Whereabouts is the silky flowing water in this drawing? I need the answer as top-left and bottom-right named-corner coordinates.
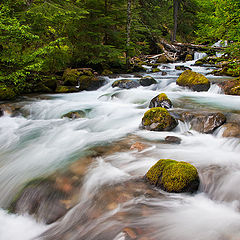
top-left (0, 58), bottom-right (240, 240)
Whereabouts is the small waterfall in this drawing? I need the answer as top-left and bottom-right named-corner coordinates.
top-left (194, 52), bottom-right (207, 60)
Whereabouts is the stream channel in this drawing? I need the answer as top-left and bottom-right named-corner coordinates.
top-left (0, 56), bottom-right (240, 240)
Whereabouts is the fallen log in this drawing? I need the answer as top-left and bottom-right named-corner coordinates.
top-left (172, 42), bottom-right (225, 51)
top-left (157, 43), bottom-right (178, 62)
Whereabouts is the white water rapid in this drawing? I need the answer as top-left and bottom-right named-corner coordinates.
top-left (0, 59), bottom-right (239, 240)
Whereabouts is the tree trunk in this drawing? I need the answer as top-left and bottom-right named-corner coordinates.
top-left (126, 0), bottom-right (132, 68)
top-left (172, 0), bottom-right (179, 42)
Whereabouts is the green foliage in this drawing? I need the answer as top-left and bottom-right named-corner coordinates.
top-left (195, 0), bottom-right (240, 58)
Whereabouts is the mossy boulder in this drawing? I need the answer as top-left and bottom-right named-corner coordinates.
top-left (185, 54), bottom-right (193, 61)
top-left (112, 79), bottom-right (140, 89)
top-left (131, 64), bottom-right (146, 72)
top-left (218, 77), bottom-right (240, 95)
top-left (63, 68), bottom-right (81, 86)
top-left (145, 159), bottom-right (199, 193)
top-left (33, 83), bottom-right (52, 93)
top-left (176, 70), bottom-right (210, 92)
top-left (102, 69), bottom-right (113, 76)
top-left (141, 107), bottom-right (178, 131)
top-left (0, 85), bottom-right (17, 101)
top-left (62, 110), bottom-right (86, 119)
top-left (139, 76), bottom-right (157, 86)
top-left (43, 78), bottom-right (57, 91)
top-left (78, 75), bottom-right (105, 91)
top-left (149, 93), bottom-right (172, 109)
top-left (55, 86), bottom-right (79, 93)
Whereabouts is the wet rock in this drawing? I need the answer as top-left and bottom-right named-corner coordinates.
top-left (194, 56), bottom-right (217, 67)
top-left (101, 69), bottom-right (113, 76)
top-left (149, 93), bottom-right (172, 109)
top-left (145, 159), bottom-right (199, 193)
top-left (176, 70), bottom-right (210, 92)
top-left (0, 85), bottom-right (17, 101)
top-left (112, 79), bottom-right (140, 89)
top-left (152, 68), bottom-right (161, 73)
top-left (185, 54), bottom-right (193, 61)
top-left (78, 75), bottom-right (105, 91)
top-left (221, 123), bottom-right (240, 138)
top-left (63, 68), bottom-right (104, 91)
top-left (123, 227), bottom-right (137, 239)
top-left (55, 86), bottom-right (79, 93)
top-left (181, 112), bottom-right (226, 133)
top-left (162, 71), bottom-right (167, 76)
top-left (218, 77), bottom-right (240, 95)
top-left (162, 65), bottom-right (171, 69)
top-left (63, 68), bottom-right (80, 86)
top-left (139, 76), bottom-right (157, 86)
top-left (33, 83), bottom-right (52, 93)
top-left (165, 136), bottom-right (181, 144)
top-left (9, 178), bottom-right (69, 224)
top-left (130, 142), bottom-right (147, 151)
top-left (62, 110), bottom-right (86, 119)
top-left (175, 65), bottom-right (192, 71)
top-left (141, 107), bottom-right (178, 131)
top-left (43, 78), bottom-right (57, 91)
top-left (0, 108), bottom-right (3, 117)
top-left (157, 54), bottom-right (168, 63)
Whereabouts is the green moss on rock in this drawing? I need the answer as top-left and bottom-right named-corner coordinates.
top-left (176, 70), bottom-right (210, 91)
top-left (145, 159), bottom-right (199, 193)
top-left (0, 85), bottom-right (17, 101)
top-left (102, 69), bottom-right (113, 76)
top-left (185, 54), bottom-right (193, 61)
top-left (149, 93), bottom-right (172, 109)
top-left (218, 77), bottom-right (240, 95)
top-left (62, 110), bottom-right (86, 119)
top-left (152, 68), bottom-right (161, 73)
top-left (141, 107), bottom-right (177, 131)
top-left (158, 93), bottom-right (168, 101)
top-left (63, 68), bottom-right (80, 86)
top-left (55, 86), bottom-right (79, 93)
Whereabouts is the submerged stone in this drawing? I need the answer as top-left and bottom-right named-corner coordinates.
top-left (145, 159), bottom-right (199, 193)
top-left (62, 110), bottom-right (86, 119)
top-left (9, 178), bottom-right (68, 224)
top-left (176, 70), bottom-right (210, 92)
top-left (165, 136), bottom-right (181, 144)
top-left (141, 107), bottom-right (178, 131)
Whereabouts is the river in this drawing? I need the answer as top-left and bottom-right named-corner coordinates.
top-left (0, 56), bottom-right (240, 240)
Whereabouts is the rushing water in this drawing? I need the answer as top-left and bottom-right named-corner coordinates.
top-left (0, 60), bottom-right (240, 240)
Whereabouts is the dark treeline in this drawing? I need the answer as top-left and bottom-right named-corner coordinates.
top-left (0, 0), bottom-right (240, 95)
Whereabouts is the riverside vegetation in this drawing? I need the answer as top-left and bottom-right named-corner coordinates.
top-left (1, 0), bottom-right (240, 239)
top-left (0, 0), bottom-right (240, 100)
